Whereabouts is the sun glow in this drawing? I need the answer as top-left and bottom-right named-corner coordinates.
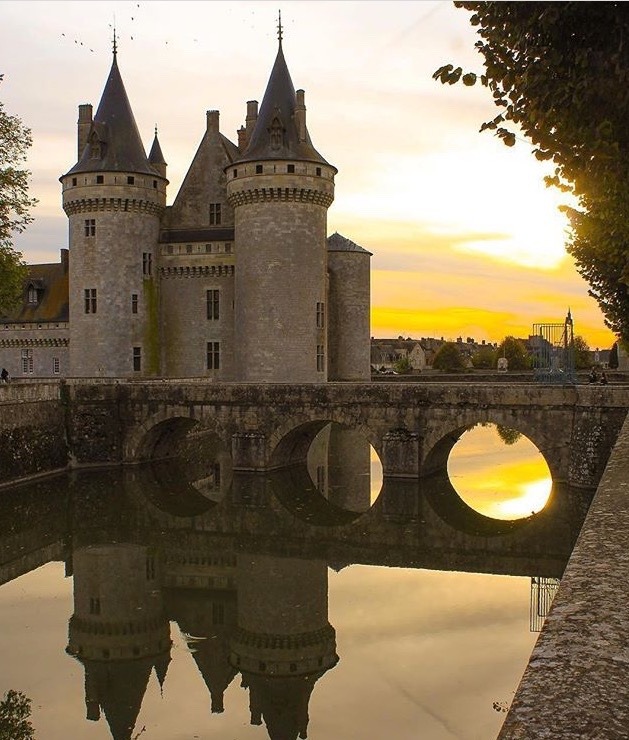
top-left (447, 424), bottom-right (553, 521)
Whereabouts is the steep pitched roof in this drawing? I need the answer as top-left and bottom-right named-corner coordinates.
top-left (66, 53), bottom-right (157, 177)
top-left (327, 232), bottom-right (372, 255)
top-left (148, 131), bottom-right (167, 166)
top-left (1, 253), bottom-right (69, 323)
top-left (238, 42), bottom-right (331, 166)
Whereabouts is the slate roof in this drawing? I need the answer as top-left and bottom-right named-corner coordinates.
top-left (237, 42), bottom-right (332, 167)
top-left (1, 253), bottom-right (69, 324)
top-left (327, 232), bottom-right (372, 255)
top-left (148, 132), bottom-right (167, 166)
top-left (65, 53), bottom-right (158, 177)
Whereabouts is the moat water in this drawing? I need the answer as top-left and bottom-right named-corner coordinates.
top-left (0, 424), bottom-right (594, 739)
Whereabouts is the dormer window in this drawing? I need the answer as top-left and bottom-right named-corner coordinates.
top-left (88, 131), bottom-right (104, 159)
top-left (27, 285), bottom-right (39, 304)
top-left (269, 116), bottom-right (284, 151)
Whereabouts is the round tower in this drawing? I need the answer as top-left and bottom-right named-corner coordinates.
top-left (327, 232), bottom-right (372, 380)
top-left (60, 47), bottom-right (167, 377)
top-left (226, 34), bottom-right (336, 383)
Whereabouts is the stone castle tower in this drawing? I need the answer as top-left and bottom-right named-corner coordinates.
top-left (60, 42), bottom-right (168, 377)
top-left (52, 26), bottom-right (371, 380)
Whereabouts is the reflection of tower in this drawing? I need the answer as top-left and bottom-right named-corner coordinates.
top-left (163, 538), bottom-right (239, 714)
top-left (66, 544), bottom-right (171, 740)
top-left (530, 576), bottom-right (560, 632)
top-left (307, 424), bottom-right (372, 511)
top-left (231, 554), bottom-right (338, 739)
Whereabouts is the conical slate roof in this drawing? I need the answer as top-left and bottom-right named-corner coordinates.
top-left (238, 42), bottom-right (331, 166)
top-left (66, 52), bottom-right (158, 177)
top-left (148, 130), bottom-right (167, 166)
top-left (327, 232), bottom-right (372, 254)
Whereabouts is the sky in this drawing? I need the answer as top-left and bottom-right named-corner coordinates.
top-left (1, 0), bottom-right (617, 349)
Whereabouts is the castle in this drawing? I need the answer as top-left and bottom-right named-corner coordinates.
top-left (1, 30), bottom-right (371, 382)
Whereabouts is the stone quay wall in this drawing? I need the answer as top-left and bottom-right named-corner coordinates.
top-left (0, 382), bottom-right (67, 487)
top-left (499, 412), bottom-right (629, 739)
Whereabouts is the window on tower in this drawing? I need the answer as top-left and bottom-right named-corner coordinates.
top-left (84, 219), bottom-right (96, 237)
top-left (84, 288), bottom-right (97, 314)
top-left (131, 294), bottom-right (138, 314)
top-left (287, 164), bottom-right (295, 173)
top-left (209, 203), bottom-right (222, 225)
top-left (316, 302), bottom-right (325, 329)
top-left (142, 252), bottom-right (152, 276)
top-left (316, 344), bottom-right (325, 372)
top-left (207, 341), bottom-right (220, 370)
top-left (207, 289), bottom-right (220, 320)
top-left (96, 175), bottom-right (104, 184)
top-left (133, 347), bottom-right (142, 372)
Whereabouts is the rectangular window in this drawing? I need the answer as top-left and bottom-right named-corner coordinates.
top-left (21, 349), bottom-right (33, 375)
top-left (186, 244), bottom-right (193, 254)
top-left (131, 294), bottom-right (138, 314)
top-left (206, 289), bottom-right (220, 320)
top-left (287, 164), bottom-right (295, 173)
top-left (256, 164), bottom-right (263, 174)
top-left (127, 175), bottom-right (135, 185)
top-left (146, 556), bottom-right (156, 580)
top-left (316, 302), bottom-right (325, 329)
top-left (84, 219), bottom-right (96, 237)
top-left (205, 243), bottom-right (212, 253)
top-left (212, 602), bottom-right (225, 625)
top-left (209, 202), bottom-right (222, 225)
top-left (316, 166), bottom-right (322, 176)
top-left (96, 175), bottom-right (104, 184)
top-left (84, 288), bottom-right (97, 314)
top-left (133, 346), bottom-right (142, 372)
top-left (142, 252), bottom-right (152, 276)
top-left (224, 243), bottom-right (232, 254)
top-left (52, 357), bottom-right (60, 375)
top-left (207, 341), bottom-right (220, 370)
top-left (316, 344), bottom-right (325, 372)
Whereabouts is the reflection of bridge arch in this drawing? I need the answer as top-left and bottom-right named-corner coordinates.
top-left (268, 413), bottom-right (380, 469)
top-left (124, 407), bottom-right (227, 463)
top-left (422, 413), bottom-right (560, 482)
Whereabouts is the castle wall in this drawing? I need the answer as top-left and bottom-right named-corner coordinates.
top-left (159, 261), bottom-right (235, 378)
top-left (0, 324), bottom-right (69, 379)
top-left (327, 250), bottom-right (371, 380)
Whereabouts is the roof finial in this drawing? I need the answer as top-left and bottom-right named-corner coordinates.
top-left (155, 124), bottom-right (158, 137)
top-left (277, 9), bottom-right (283, 47)
top-left (112, 18), bottom-right (117, 57)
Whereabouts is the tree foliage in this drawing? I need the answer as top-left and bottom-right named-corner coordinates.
top-left (393, 355), bottom-right (413, 374)
top-left (608, 342), bottom-right (619, 369)
top-left (471, 345), bottom-right (497, 369)
top-left (573, 334), bottom-right (591, 370)
top-left (0, 74), bottom-right (34, 316)
top-left (0, 690), bottom-right (35, 740)
top-left (496, 424), bottom-right (522, 446)
top-left (435, 3), bottom-right (629, 341)
top-left (432, 342), bottom-right (466, 371)
top-left (496, 336), bottom-right (531, 370)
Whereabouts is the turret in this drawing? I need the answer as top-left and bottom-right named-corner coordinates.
top-left (226, 25), bottom-right (337, 382)
top-left (60, 46), bottom-right (167, 377)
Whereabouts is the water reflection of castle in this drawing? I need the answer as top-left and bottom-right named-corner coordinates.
top-left (0, 424), bottom-right (594, 739)
top-left (66, 542), bottom-right (336, 740)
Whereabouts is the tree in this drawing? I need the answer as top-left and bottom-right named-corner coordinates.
top-left (393, 355), bottom-right (412, 374)
top-left (471, 345), bottom-right (497, 369)
top-left (0, 690), bottom-right (35, 739)
top-left (0, 74), bottom-right (35, 316)
top-left (573, 335), bottom-right (591, 370)
top-left (609, 342), bottom-right (619, 369)
top-left (434, 4), bottom-right (629, 341)
top-left (496, 425), bottom-right (522, 446)
top-left (432, 342), bottom-right (466, 371)
top-left (496, 336), bottom-right (531, 371)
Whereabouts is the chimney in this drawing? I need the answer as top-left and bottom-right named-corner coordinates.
top-left (206, 109), bottom-right (219, 133)
top-left (77, 104), bottom-right (93, 159)
top-left (295, 89), bottom-right (306, 142)
top-left (237, 126), bottom-right (247, 151)
top-left (246, 100), bottom-right (258, 133)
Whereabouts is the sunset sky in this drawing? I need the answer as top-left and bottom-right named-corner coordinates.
top-left (1, 0), bottom-right (617, 349)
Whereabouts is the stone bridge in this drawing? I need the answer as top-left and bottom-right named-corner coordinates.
top-left (63, 380), bottom-right (629, 488)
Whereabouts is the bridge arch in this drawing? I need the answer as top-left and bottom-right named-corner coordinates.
top-left (267, 412), bottom-right (381, 469)
top-left (421, 411), bottom-right (564, 483)
top-left (124, 406), bottom-right (228, 463)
